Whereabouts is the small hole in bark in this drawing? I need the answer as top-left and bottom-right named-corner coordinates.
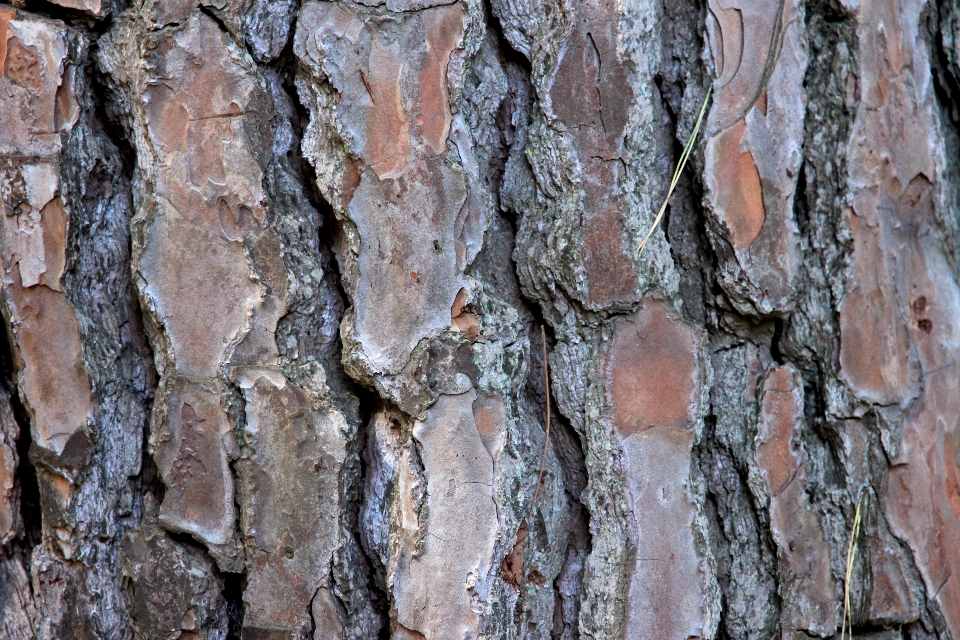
top-left (918, 318), bottom-right (933, 334)
top-left (912, 296), bottom-right (927, 313)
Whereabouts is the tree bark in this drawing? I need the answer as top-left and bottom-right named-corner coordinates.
top-left (0, 0), bottom-right (959, 638)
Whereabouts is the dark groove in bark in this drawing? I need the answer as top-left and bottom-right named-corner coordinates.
top-left (482, 1), bottom-right (593, 630)
top-left (276, 26), bottom-right (392, 635)
top-left (339, 394), bottom-right (392, 637)
top-left (197, 5), bottom-right (231, 36)
top-left (222, 572), bottom-right (246, 640)
top-left (928, 0), bottom-right (960, 272)
top-left (659, 0), bottom-right (714, 328)
top-left (87, 29), bottom-right (161, 519)
top-left (1, 318), bottom-right (42, 551)
top-left (18, 0), bottom-right (102, 25)
top-left (481, 1), bottom-right (596, 630)
top-left (699, 407), bottom-right (783, 639)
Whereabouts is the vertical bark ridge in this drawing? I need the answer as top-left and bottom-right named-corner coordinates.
top-left (97, 1), bottom-right (382, 636)
top-left (294, 0), bottom-right (584, 637)
top-left (0, 5), bottom-right (160, 636)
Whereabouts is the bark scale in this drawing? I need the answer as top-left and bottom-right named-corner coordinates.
top-left (0, 0), bottom-right (958, 639)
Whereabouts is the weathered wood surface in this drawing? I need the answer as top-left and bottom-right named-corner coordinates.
top-left (1, 0), bottom-right (959, 638)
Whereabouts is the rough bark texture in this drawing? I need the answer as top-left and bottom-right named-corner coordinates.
top-left (1, 0), bottom-right (959, 638)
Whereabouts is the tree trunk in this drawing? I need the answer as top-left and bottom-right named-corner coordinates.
top-left (1, 0), bottom-right (959, 637)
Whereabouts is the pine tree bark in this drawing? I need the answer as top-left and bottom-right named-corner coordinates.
top-left (1, 0), bottom-right (959, 638)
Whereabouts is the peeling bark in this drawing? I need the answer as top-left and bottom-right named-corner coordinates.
top-left (1, 0), bottom-right (960, 638)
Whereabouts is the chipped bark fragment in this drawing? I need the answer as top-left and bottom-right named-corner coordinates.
top-left (0, 15), bottom-right (68, 156)
top-left (312, 586), bottom-right (347, 640)
top-left (153, 378), bottom-right (238, 546)
top-left (707, 121), bottom-right (765, 249)
top-left (866, 514), bottom-right (919, 626)
top-left (887, 376), bottom-right (960, 632)
top-left (886, 265), bottom-right (960, 632)
top-left (450, 290), bottom-right (482, 342)
top-left (838, 135), bottom-right (936, 406)
top-left (450, 312), bottom-right (482, 342)
top-left (607, 299), bottom-right (709, 640)
top-left (362, 383), bottom-right (522, 638)
top-left (394, 392), bottom-right (499, 639)
top-left (449, 288), bottom-right (482, 339)
top-left (138, 213), bottom-right (260, 379)
top-left (14, 285), bottom-right (93, 456)
top-left (837, 199), bottom-right (920, 406)
top-left (501, 521), bottom-right (528, 590)
top-left (609, 299), bottom-right (698, 437)
top-left (756, 365), bottom-right (836, 635)
top-left (704, 0), bottom-right (806, 315)
top-left (46, 0), bottom-right (103, 15)
top-left (0, 551), bottom-right (42, 637)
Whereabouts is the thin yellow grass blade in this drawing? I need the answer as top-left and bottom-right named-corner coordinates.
top-left (841, 492), bottom-right (865, 640)
top-left (637, 87), bottom-right (712, 256)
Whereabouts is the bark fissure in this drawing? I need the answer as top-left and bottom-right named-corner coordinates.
top-left (222, 571), bottom-right (245, 640)
top-left (3, 322), bottom-right (40, 552)
top-left (282, 39), bottom-right (394, 640)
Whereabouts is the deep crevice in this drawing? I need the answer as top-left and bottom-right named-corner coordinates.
top-left (484, 0), bottom-right (531, 75)
top-left (274, 28), bottom-right (392, 636)
top-left (85, 21), bottom-right (162, 518)
top-left (0, 225), bottom-right (39, 554)
top-left (927, 0), bottom-right (960, 273)
top-left (481, 2), bottom-right (592, 634)
top-left (770, 319), bottom-right (786, 365)
top-left (18, 0), bottom-right (104, 27)
top-left (197, 5), bottom-right (232, 41)
top-left (337, 389), bottom-right (393, 639)
top-left (222, 571), bottom-right (246, 640)
top-left (1, 322), bottom-right (42, 552)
